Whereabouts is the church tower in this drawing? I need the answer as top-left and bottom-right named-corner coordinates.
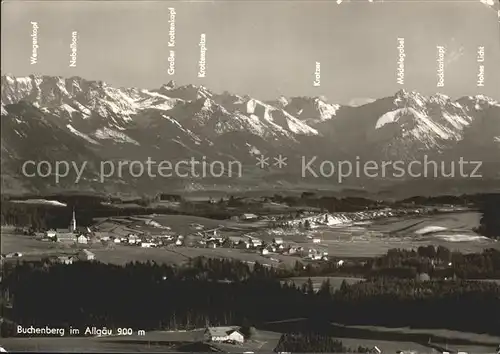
top-left (70, 207), bottom-right (77, 233)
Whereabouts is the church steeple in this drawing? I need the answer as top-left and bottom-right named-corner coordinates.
top-left (70, 207), bottom-right (77, 233)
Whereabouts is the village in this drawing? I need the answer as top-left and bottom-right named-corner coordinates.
top-left (3, 208), bottom-right (339, 267)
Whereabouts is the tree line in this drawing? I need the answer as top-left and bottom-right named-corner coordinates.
top-left (1, 255), bottom-right (499, 338)
top-left (287, 246), bottom-right (500, 280)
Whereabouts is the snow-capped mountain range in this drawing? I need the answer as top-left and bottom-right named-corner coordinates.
top-left (1, 74), bottom-right (499, 194)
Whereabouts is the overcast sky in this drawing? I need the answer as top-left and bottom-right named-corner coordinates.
top-left (1, 0), bottom-right (499, 104)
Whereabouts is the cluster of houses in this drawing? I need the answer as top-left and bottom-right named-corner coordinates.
top-left (102, 232), bottom-right (184, 248)
top-left (44, 229), bottom-right (91, 244)
top-left (200, 233), bottom-right (329, 261)
top-left (43, 209), bottom-right (92, 244)
top-left (38, 210), bottom-right (330, 264)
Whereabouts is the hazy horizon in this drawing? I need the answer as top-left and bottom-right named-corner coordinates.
top-left (2, 0), bottom-right (499, 104)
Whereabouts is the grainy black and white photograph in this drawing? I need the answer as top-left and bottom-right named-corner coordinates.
top-left (1, 0), bottom-right (500, 353)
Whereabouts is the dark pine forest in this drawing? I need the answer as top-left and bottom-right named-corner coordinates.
top-left (2, 250), bottom-right (500, 339)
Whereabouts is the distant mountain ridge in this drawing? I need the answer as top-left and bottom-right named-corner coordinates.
top-left (1, 74), bottom-right (499, 195)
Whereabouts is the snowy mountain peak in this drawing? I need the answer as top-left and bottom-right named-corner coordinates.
top-left (2, 75), bottom-right (499, 194)
top-left (394, 89), bottom-right (427, 108)
top-left (395, 88), bottom-right (409, 97)
top-left (162, 80), bottom-right (176, 90)
top-left (479, 0), bottom-right (499, 9)
top-left (283, 96), bottom-right (340, 124)
top-left (314, 95), bottom-right (328, 103)
top-left (429, 93), bottom-right (451, 105)
top-left (276, 95), bottom-right (289, 108)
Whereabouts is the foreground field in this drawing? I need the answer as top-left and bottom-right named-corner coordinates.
top-left (3, 325), bottom-right (498, 353)
top-left (0, 329), bottom-right (281, 353)
top-left (0, 337), bottom-right (172, 353)
top-left (329, 324), bottom-right (500, 354)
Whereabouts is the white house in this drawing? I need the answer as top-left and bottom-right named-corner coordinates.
top-left (312, 237), bottom-right (321, 244)
top-left (227, 330), bottom-right (245, 343)
top-left (113, 237), bottom-right (121, 244)
top-left (78, 249), bottom-right (95, 261)
top-left (261, 248), bottom-right (269, 255)
top-left (175, 239), bottom-right (183, 246)
top-left (77, 235), bottom-right (88, 244)
top-left (205, 327), bottom-right (245, 344)
top-left (273, 237), bottom-right (284, 245)
top-left (240, 213), bottom-right (258, 221)
top-left (45, 230), bottom-right (57, 239)
top-left (250, 238), bottom-right (262, 247)
top-left (252, 241), bottom-right (263, 248)
top-left (128, 234), bottom-right (140, 244)
top-left (140, 242), bottom-right (154, 248)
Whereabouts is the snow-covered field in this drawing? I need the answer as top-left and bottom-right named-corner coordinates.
top-left (10, 199), bottom-right (67, 207)
top-left (264, 210), bottom-right (498, 257)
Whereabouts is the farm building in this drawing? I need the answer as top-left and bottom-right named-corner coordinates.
top-left (253, 240), bottom-right (263, 247)
top-left (227, 329), bottom-right (245, 343)
top-left (78, 249), bottom-right (95, 261)
top-left (77, 235), bottom-right (88, 244)
top-left (247, 237), bottom-right (263, 247)
top-left (56, 256), bottom-right (74, 265)
top-left (240, 213), bottom-right (258, 221)
top-left (273, 237), bottom-right (284, 245)
top-left (204, 327), bottom-right (245, 344)
top-left (45, 230), bottom-right (57, 239)
top-left (128, 234), bottom-right (141, 244)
